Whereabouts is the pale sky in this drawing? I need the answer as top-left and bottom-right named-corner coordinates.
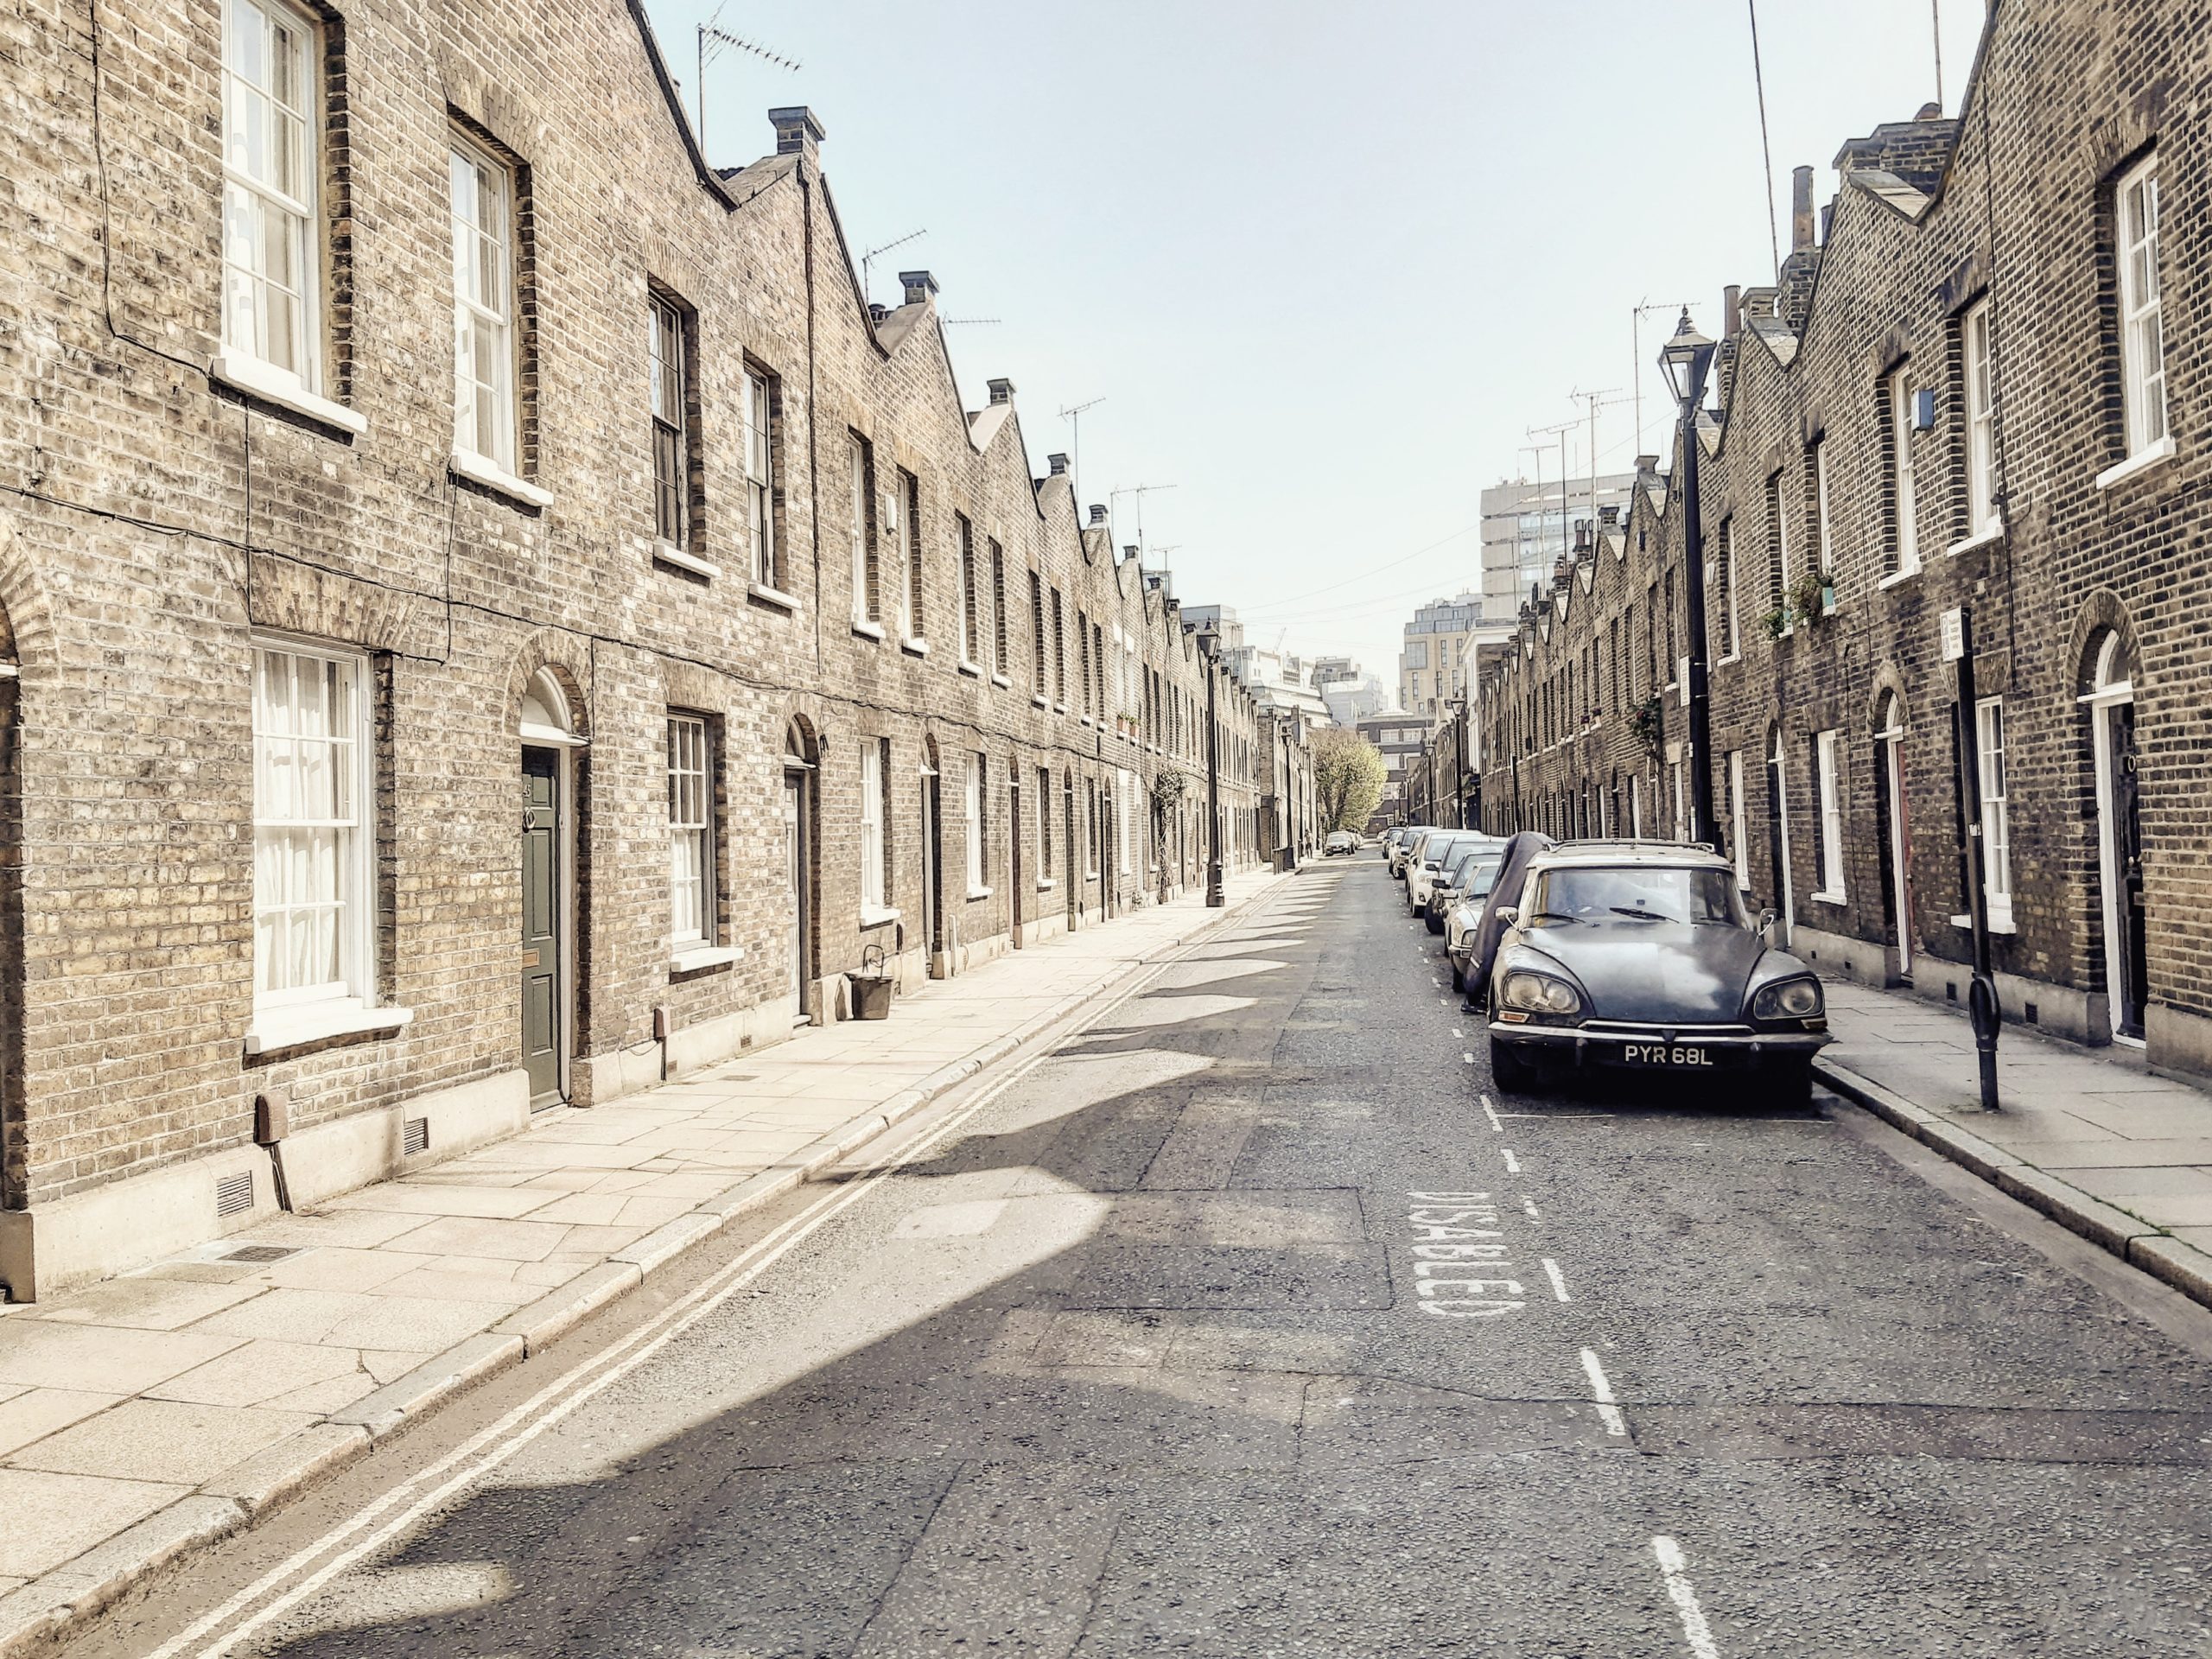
top-left (642, 0), bottom-right (1990, 693)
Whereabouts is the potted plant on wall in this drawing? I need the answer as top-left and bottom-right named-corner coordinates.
top-left (1630, 694), bottom-right (1665, 766)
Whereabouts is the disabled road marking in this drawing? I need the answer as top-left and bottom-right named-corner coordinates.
top-left (1405, 1192), bottom-right (1524, 1319)
top-left (1479, 1093), bottom-right (1503, 1132)
top-left (1579, 1347), bottom-right (1628, 1437)
top-left (1650, 1536), bottom-right (1723, 1658)
top-left (1541, 1256), bottom-right (1572, 1302)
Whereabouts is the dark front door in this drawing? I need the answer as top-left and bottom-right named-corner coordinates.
top-left (521, 747), bottom-right (562, 1105)
top-left (784, 768), bottom-right (809, 1009)
top-left (1009, 782), bottom-right (1023, 948)
top-left (2113, 701), bottom-right (2149, 1039)
top-left (1065, 776), bottom-right (1077, 924)
top-left (921, 771), bottom-right (941, 964)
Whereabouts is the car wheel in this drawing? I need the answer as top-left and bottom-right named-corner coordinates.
top-left (1450, 960), bottom-right (1465, 992)
top-left (1425, 907), bottom-right (1444, 935)
top-left (1765, 1057), bottom-right (1814, 1107)
top-left (1490, 1037), bottom-right (1539, 1092)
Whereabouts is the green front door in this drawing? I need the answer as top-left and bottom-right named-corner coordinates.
top-left (521, 747), bottom-right (562, 1104)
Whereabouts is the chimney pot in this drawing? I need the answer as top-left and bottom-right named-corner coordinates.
top-left (768, 106), bottom-right (824, 161)
top-left (867, 302), bottom-right (889, 324)
top-left (1087, 505), bottom-right (1108, 526)
top-left (1790, 164), bottom-right (1815, 253)
top-left (1122, 544), bottom-right (1139, 562)
top-left (1046, 453), bottom-right (1069, 475)
top-left (988, 378), bottom-right (1014, 405)
top-left (1723, 283), bottom-right (1743, 338)
top-left (898, 270), bottom-right (938, 306)
top-left (1915, 100), bottom-right (1943, 120)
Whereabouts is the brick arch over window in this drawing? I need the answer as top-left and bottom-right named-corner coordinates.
top-left (1866, 661), bottom-right (1910, 734)
top-left (505, 637), bottom-right (591, 742)
top-left (2069, 589), bottom-right (2139, 702)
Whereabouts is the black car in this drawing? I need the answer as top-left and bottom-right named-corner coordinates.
top-left (1485, 842), bottom-right (1830, 1099)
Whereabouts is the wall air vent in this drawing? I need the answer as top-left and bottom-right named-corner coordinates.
top-left (403, 1116), bottom-right (430, 1156)
top-left (215, 1170), bottom-right (255, 1217)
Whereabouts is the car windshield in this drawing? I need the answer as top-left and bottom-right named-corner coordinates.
top-left (1527, 865), bottom-right (1745, 927)
top-left (1448, 855), bottom-right (1497, 898)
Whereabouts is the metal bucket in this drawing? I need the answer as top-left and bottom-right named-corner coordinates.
top-left (852, 943), bottom-right (893, 1020)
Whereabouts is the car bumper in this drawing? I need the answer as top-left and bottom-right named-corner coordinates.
top-left (1485, 1021), bottom-right (1831, 1071)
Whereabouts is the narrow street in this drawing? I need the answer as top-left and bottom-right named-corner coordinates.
top-left (73, 854), bottom-right (2212, 1657)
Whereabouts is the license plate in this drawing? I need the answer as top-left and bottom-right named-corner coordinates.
top-left (1619, 1041), bottom-right (1716, 1068)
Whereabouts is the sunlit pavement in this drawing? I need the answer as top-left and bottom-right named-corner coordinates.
top-left (67, 851), bottom-right (2212, 1657)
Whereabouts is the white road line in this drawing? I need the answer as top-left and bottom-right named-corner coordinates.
top-left (1462, 1051), bottom-right (1475, 1064)
top-left (1521, 1194), bottom-right (1541, 1220)
top-left (1494, 1109), bottom-right (1616, 1119)
top-left (1452, 1027), bottom-right (1464, 1039)
top-left (141, 1010), bottom-right (1086, 1659)
top-left (1479, 1093), bottom-right (1503, 1133)
top-left (1579, 1347), bottom-right (1629, 1437)
top-left (1541, 1256), bottom-right (1572, 1302)
top-left (1500, 1148), bottom-right (1520, 1173)
top-left (1651, 1535), bottom-right (1723, 1658)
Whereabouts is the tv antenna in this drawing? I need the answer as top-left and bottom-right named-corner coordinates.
top-left (860, 229), bottom-right (927, 306)
top-left (941, 317), bottom-right (1001, 327)
top-left (1059, 397), bottom-right (1105, 498)
top-left (696, 24), bottom-right (800, 158)
top-left (1109, 482), bottom-right (1177, 561)
top-left (1527, 418), bottom-right (1579, 567)
top-left (1567, 386), bottom-right (1630, 548)
top-left (1631, 300), bottom-right (1694, 459)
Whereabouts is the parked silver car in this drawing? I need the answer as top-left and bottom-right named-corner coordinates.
top-left (1385, 826), bottom-right (1431, 880)
top-left (1442, 851), bottom-right (1504, 975)
top-left (1406, 830), bottom-right (1490, 918)
top-left (1423, 839), bottom-right (1503, 935)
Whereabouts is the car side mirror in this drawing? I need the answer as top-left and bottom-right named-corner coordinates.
top-left (1497, 906), bottom-right (1519, 926)
top-left (1757, 907), bottom-right (1777, 938)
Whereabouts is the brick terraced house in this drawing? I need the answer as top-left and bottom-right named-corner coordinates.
top-left (1476, 0), bottom-right (2209, 1078)
top-left (0, 0), bottom-right (1302, 1299)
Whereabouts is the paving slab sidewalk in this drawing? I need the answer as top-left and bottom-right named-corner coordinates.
top-left (1816, 977), bottom-right (2212, 1310)
top-left (0, 868), bottom-right (1291, 1654)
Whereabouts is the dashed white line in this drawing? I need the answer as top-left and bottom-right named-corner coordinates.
top-left (1462, 1051), bottom-right (1475, 1065)
top-left (1452, 1027), bottom-right (1464, 1039)
top-left (1478, 1093), bottom-right (1503, 1133)
top-left (1541, 1256), bottom-right (1572, 1302)
top-left (1580, 1347), bottom-right (1629, 1437)
top-left (1651, 1536), bottom-right (1723, 1658)
top-left (1500, 1148), bottom-right (1520, 1173)
top-left (1521, 1194), bottom-right (1541, 1220)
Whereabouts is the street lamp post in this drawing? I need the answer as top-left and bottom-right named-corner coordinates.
top-left (1659, 311), bottom-right (1723, 854)
top-left (1203, 644), bottom-right (1224, 907)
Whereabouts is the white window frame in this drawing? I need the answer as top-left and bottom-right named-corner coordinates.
top-left (668, 713), bottom-right (714, 950)
top-left (649, 296), bottom-right (687, 552)
top-left (221, 0), bottom-right (320, 391)
top-left (1772, 472), bottom-right (1792, 633)
top-left (1888, 365), bottom-right (1919, 576)
top-left (743, 368), bottom-right (778, 590)
top-left (965, 753), bottom-right (988, 896)
top-left (1116, 769), bottom-right (1133, 874)
top-left (958, 518), bottom-right (980, 668)
top-left (1812, 438), bottom-right (1834, 606)
top-left (1962, 299), bottom-right (1999, 536)
top-left (2116, 153), bottom-right (2168, 460)
top-left (252, 638), bottom-right (373, 1014)
top-left (860, 738), bottom-right (889, 915)
top-left (1036, 765), bottom-right (1053, 885)
top-left (1728, 751), bottom-right (1749, 890)
top-left (849, 435), bottom-right (876, 632)
top-left (450, 134), bottom-right (518, 474)
top-left (1976, 697), bottom-right (2012, 926)
top-left (1814, 729), bottom-right (1846, 900)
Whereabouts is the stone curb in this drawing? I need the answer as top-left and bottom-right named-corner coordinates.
top-left (1815, 1056), bottom-right (2212, 1311)
top-left (0, 877), bottom-right (1284, 1659)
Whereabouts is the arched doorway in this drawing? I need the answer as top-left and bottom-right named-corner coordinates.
top-left (518, 669), bottom-right (584, 1106)
top-left (1765, 725), bottom-right (1794, 946)
top-left (781, 720), bottom-right (817, 1020)
top-left (2087, 631), bottom-right (2146, 1042)
top-left (1874, 690), bottom-right (1913, 980)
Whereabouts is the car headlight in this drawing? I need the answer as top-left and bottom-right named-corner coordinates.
top-left (1499, 970), bottom-right (1582, 1015)
top-left (1751, 976), bottom-right (1823, 1020)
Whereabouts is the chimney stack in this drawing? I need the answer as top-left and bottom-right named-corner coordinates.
top-left (1122, 544), bottom-right (1139, 563)
top-left (867, 302), bottom-right (889, 325)
top-left (1046, 453), bottom-right (1069, 476)
top-left (899, 270), bottom-right (938, 307)
top-left (1790, 165), bottom-right (1815, 253)
top-left (1723, 283), bottom-right (1743, 338)
top-left (1088, 505), bottom-right (1108, 526)
top-left (988, 378), bottom-right (1014, 406)
top-left (768, 107), bottom-right (824, 164)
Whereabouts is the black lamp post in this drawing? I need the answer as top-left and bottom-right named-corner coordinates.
top-left (1659, 310), bottom-right (1723, 854)
top-left (1202, 641), bottom-right (1224, 907)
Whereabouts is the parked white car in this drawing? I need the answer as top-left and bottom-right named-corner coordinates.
top-left (1385, 826), bottom-right (1430, 880)
top-left (1407, 831), bottom-right (1490, 918)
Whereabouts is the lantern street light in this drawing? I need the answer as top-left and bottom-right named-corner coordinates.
top-left (1660, 310), bottom-right (1723, 853)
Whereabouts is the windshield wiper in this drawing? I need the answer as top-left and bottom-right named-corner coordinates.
top-left (1529, 911), bottom-right (1581, 925)
top-left (1608, 906), bottom-right (1675, 921)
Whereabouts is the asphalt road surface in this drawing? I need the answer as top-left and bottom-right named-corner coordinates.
top-left (73, 850), bottom-right (2212, 1657)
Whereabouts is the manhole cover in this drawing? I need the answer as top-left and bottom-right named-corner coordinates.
top-left (223, 1245), bottom-right (298, 1264)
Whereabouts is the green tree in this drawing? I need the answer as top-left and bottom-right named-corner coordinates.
top-left (1313, 727), bottom-right (1387, 833)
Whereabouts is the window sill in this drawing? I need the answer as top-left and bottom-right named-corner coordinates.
top-left (860, 905), bottom-right (902, 929)
top-left (747, 581), bottom-right (801, 613)
top-left (653, 542), bottom-right (720, 579)
top-left (671, 944), bottom-right (741, 975)
top-left (1036, 877), bottom-right (1058, 893)
top-left (1808, 889), bottom-right (1847, 906)
top-left (1716, 654), bottom-right (1739, 669)
top-left (1945, 520), bottom-right (2006, 558)
top-left (1949, 910), bottom-right (2018, 936)
top-left (1080, 714), bottom-right (1096, 728)
top-left (449, 448), bottom-right (553, 510)
top-left (957, 659), bottom-right (983, 679)
top-left (211, 353), bottom-right (367, 436)
top-left (900, 636), bottom-right (929, 658)
top-left (852, 619), bottom-right (886, 642)
top-left (245, 1001), bottom-right (413, 1057)
top-left (990, 672), bottom-right (1013, 690)
top-left (966, 886), bottom-right (993, 901)
top-left (2095, 435), bottom-right (2177, 492)
top-left (1031, 693), bottom-right (1050, 709)
top-left (1052, 701), bottom-right (1068, 715)
top-left (1877, 563), bottom-right (1921, 592)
